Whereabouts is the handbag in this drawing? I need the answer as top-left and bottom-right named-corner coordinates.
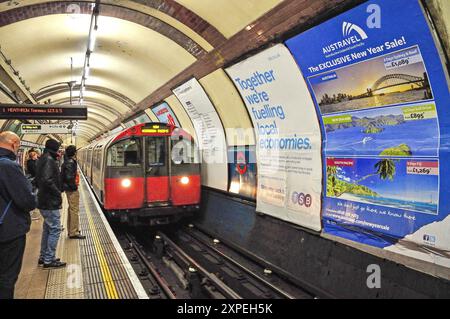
top-left (75, 171), bottom-right (80, 187)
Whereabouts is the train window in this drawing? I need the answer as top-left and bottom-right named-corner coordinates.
top-left (147, 137), bottom-right (166, 168)
top-left (94, 148), bottom-right (102, 169)
top-left (107, 139), bottom-right (141, 167)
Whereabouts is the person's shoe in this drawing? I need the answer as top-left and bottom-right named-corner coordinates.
top-left (69, 234), bottom-right (86, 239)
top-left (38, 258), bottom-right (60, 266)
top-left (43, 260), bottom-right (67, 269)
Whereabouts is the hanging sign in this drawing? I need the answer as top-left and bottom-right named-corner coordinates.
top-left (20, 124), bottom-right (72, 134)
top-left (0, 104), bottom-right (88, 120)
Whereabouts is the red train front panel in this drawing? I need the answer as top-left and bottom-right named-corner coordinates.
top-left (171, 175), bottom-right (201, 205)
top-left (104, 177), bottom-right (145, 210)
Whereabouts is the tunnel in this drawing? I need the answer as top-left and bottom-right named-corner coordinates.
top-left (0, 0), bottom-right (449, 302)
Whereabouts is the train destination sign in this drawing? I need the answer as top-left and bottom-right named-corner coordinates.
top-left (20, 124), bottom-right (72, 134)
top-left (0, 104), bottom-right (88, 120)
top-left (141, 124), bottom-right (170, 134)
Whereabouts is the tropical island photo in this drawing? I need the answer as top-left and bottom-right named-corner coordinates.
top-left (309, 46), bottom-right (433, 115)
top-left (324, 104), bottom-right (439, 157)
top-left (326, 157), bottom-right (439, 215)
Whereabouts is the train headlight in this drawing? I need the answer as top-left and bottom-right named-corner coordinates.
top-left (180, 176), bottom-right (190, 185)
top-left (121, 178), bottom-right (132, 188)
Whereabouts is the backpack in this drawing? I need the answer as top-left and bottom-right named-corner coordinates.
top-left (0, 157), bottom-right (14, 225)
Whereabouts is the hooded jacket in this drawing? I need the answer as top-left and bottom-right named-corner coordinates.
top-left (0, 147), bottom-right (37, 242)
top-left (35, 149), bottom-right (62, 210)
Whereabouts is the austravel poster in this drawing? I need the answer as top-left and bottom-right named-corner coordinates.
top-left (226, 44), bottom-right (323, 231)
top-left (286, 0), bottom-right (450, 264)
top-left (151, 102), bottom-right (181, 127)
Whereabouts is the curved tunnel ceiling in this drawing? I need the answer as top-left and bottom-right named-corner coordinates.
top-left (0, 0), bottom-right (283, 145)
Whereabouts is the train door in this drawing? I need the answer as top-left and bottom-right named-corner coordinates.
top-left (145, 136), bottom-right (170, 204)
top-left (104, 137), bottom-right (145, 210)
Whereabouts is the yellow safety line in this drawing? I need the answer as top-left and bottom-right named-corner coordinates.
top-left (80, 184), bottom-right (119, 299)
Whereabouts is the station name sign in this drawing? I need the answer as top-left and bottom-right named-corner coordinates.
top-left (0, 104), bottom-right (87, 120)
top-left (20, 124), bottom-right (72, 134)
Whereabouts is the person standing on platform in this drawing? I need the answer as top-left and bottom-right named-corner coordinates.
top-left (0, 132), bottom-right (37, 299)
top-left (35, 139), bottom-right (66, 269)
top-left (26, 149), bottom-right (38, 179)
top-left (61, 145), bottom-right (85, 240)
top-left (26, 150), bottom-right (41, 221)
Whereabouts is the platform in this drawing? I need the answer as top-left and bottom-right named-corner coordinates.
top-left (15, 173), bottom-right (148, 299)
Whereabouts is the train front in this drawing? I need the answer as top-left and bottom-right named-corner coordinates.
top-left (104, 123), bottom-right (201, 226)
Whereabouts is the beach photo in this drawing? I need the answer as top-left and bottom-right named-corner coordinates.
top-left (309, 46), bottom-right (433, 115)
top-left (323, 103), bottom-right (439, 157)
top-left (326, 157), bottom-right (439, 215)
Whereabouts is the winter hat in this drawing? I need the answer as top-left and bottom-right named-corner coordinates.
top-left (66, 145), bottom-right (77, 157)
top-left (45, 139), bottom-right (60, 152)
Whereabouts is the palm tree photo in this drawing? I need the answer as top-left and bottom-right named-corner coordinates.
top-left (327, 159), bottom-right (397, 198)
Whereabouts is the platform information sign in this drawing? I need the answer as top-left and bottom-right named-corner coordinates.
top-left (286, 0), bottom-right (450, 265)
top-left (20, 124), bottom-right (72, 134)
top-left (173, 78), bottom-right (228, 191)
top-left (226, 44), bottom-right (323, 231)
top-left (0, 104), bottom-right (87, 120)
top-left (20, 140), bottom-right (43, 148)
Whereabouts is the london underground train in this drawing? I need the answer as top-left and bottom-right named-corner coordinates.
top-left (78, 123), bottom-right (201, 226)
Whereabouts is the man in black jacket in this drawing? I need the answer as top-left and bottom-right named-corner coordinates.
top-left (0, 132), bottom-right (37, 299)
top-left (35, 139), bottom-right (66, 269)
top-left (61, 145), bottom-right (85, 239)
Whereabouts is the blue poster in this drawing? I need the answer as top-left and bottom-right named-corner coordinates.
top-left (286, 0), bottom-right (450, 251)
top-left (227, 146), bottom-right (257, 200)
top-left (151, 102), bottom-right (181, 127)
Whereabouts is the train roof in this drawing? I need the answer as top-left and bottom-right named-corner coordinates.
top-left (80, 122), bottom-right (193, 151)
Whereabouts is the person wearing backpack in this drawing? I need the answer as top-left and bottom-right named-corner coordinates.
top-left (60, 145), bottom-right (85, 240)
top-left (0, 132), bottom-right (37, 299)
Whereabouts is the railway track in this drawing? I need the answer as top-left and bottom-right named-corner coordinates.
top-left (115, 223), bottom-right (321, 299)
top-left (123, 233), bottom-right (177, 299)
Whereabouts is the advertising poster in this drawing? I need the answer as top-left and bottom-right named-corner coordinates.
top-left (132, 113), bottom-right (151, 124)
top-left (286, 0), bottom-right (450, 262)
top-left (151, 102), bottom-right (181, 127)
top-left (226, 44), bottom-right (323, 231)
top-left (228, 146), bottom-right (257, 200)
top-left (123, 120), bottom-right (136, 128)
top-left (173, 78), bottom-right (228, 191)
